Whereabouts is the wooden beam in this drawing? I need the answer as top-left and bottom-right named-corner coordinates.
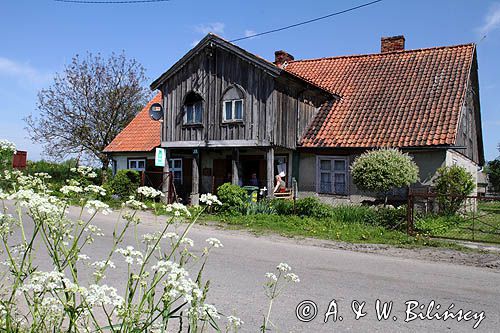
top-left (191, 153), bottom-right (200, 205)
top-left (232, 148), bottom-right (239, 186)
top-left (162, 140), bottom-right (271, 148)
top-left (267, 147), bottom-right (274, 197)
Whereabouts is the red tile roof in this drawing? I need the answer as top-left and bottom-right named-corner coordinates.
top-left (104, 93), bottom-right (162, 152)
top-left (285, 44), bottom-right (475, 148)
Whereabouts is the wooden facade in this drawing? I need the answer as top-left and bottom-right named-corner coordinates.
top-left (155, 35), bottom-right (333, 150)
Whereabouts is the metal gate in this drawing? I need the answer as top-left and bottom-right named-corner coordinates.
top-left (407, 190), bottom-right (500, 244)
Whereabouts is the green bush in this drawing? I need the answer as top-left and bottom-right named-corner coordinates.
top-left (434, 165), bottom-right (475, 215)
top-left (351, 149), bottom-right (419, 203)
top-left (26, 159), bottom-right (78, 185)
top-left (246, 199), bottom-right (277, 215)
top-left (366, 206), bottom-right (407, 230)
top-left (270, 199), bottom-right (294, 215)
top-left (295, 197), bottom-right (333, 219)
top-left (216, 182), bottom-right (248, 215)
top-left (108, 169), bottom-right (141, 199)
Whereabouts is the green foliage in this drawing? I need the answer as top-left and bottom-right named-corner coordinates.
top-left (486, 159), bottom-right (500, 192)
top-left (26, 159), bottom-right (78, 184)
top-left (366, 206), bottom-right (407, 231)
top-left (108, 169), bottom-right (141, 198)
top-left (246, 199), bottom-right (277, 215)
top-left (351, 149), bottom-right (419, 197)
top-left (0, 139), bottom-right (16, 170)
top-left (294, 197), bottom-right (333, 219)
top-left (434, 165), bottom-right (475, 215)
top-left (216, 182), bottom-right (249, 215)
top-left (270, 199), bottom-right (294, 215)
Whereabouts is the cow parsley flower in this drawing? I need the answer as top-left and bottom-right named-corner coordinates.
top-left (277, 262), bottom-right (291, 272)
top-left (137, 186), bottom-right (164, 199)
top-left (227, 315), bottom-right (244, 328)
top-left (84, 185), bottom-right (106, 197)
top-left (0, 139), bottom-right (16, 153)
top-left (284, 273), bottom-right (300, 283)
top-left (85, 200), bottom-right (111, 215)
top-left (200, 193), bottom-right (222, 206)
top-left (165, 203), bottom-right (191, 217)
top-left (205, 237), bottom-right (223, 248)
top-left (115, 246), bottom-right (144, 265)
top-left (265, 272), bottom-right (277, 282)
top-left (60, 185), bottom-right (83, 195)
top-left (123, 197), bottom-right (147, 210)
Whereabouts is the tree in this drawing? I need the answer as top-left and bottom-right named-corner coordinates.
top-left (351, 149), bottom-right (419, 204)
top-left (25, 52), bottom-right (150, 181)
top-left (485, 144), bottom-right (500, 192)
top-left (434, 165), bottom-right (475, 215)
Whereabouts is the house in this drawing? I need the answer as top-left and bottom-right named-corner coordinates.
top-left (105, 34), bottom-right (484, 205)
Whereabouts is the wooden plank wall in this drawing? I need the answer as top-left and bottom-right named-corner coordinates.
top-left (161, 45), bottom-right (325, 150)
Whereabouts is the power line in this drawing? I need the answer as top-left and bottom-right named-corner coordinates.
top-left (230, 0), bottom-right (383, 42)
top-left (54, 0), bottom-right (170, 4)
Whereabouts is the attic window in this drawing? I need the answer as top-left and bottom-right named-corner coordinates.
top-left (222, 86), bottom-right (244, 122)
top-left (183, 91), bottom-right (203, 124)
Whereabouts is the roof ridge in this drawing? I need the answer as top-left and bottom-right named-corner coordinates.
top-left (287, 43), bottom-right (475, 64)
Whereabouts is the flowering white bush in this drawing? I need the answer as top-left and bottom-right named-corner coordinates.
top-left (0, 139), bottom-right (16, 153)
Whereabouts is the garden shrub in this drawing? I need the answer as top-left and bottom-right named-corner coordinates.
top-left (366, 206), bottom-right (407, 231)
top-left (216, 182), bottom-right (248, 215)
top-left (246, 199), bottom-right (277, 215)
top-left (294, 197), bottom-right (333, 219)
top-left (108, 169), bottom-right (141, 198)
top-left (27, 159), bottom-right (78, 185)
top-left (434, 165), bottom-right (475, 215)
top-left (351, 149), bottom-right (419, 204)
top-left (270, 199), bottom-right (294, 215)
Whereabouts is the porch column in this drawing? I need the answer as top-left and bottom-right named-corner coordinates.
top-left (191, 151), bottom-right (200, 205)
top-left (232, 148), bottom-right (239, 186)
top-left (161, 150), bottom-right (170, 204)
top-left (267, 147), bottom-right (274, 197)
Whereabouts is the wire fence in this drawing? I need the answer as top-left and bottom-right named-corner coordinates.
top-left (407, 189), bottom-right (500, 244)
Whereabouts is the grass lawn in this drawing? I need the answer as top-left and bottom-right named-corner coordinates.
top-left (198, 213), bottom-right (470, 251)
top-left (415, 201), bottom-right (500, 244)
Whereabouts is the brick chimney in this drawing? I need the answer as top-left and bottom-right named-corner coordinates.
top-left (274, 50), bottom-right (294, 67)
top-left (381, 35), bottom-right (405, 53)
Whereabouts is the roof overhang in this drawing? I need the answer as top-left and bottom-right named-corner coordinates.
top-left (150, 34), bottom-right (337, 99)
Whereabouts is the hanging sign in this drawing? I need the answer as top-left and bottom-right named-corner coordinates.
top-left (155, 148), bottom-right (166, 167)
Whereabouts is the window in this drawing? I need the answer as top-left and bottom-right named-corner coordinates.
top-left (169, 158), bottom-right (183, 184)
top-left (316, 156), bottom-right (348, 195)
top-left (128, 158), bottom-right (146, 171)
top-left (183, 92), bottom-right (203, 124)
top-left (222, 86), bottom-right (244, 122)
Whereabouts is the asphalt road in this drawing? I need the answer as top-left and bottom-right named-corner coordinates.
top-left (4, 205), bottom-right (500, 332)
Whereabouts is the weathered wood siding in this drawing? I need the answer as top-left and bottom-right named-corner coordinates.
top-left (455, 67), bottom-right (481, 164)
top-left (160, 45), bottom-right (326, 149)
top-left (161, 47), bottom-right (274, 145)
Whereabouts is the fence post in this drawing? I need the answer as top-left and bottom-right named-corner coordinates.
top-left (406, 190), bottom-right (414, 236)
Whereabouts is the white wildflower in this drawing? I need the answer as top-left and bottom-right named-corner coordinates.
top-left (277, 262), bottom-right (291, 272)
top-left (84, 185), bottom-right (106, 197)
top-left (165, 202), bottom-right (191, 217)
top-left (265, 272), bottom-right (277, 282)
top-left (85, 200), bottom-right (111, 215)
top-left (137, 186), bottom-right (164, 199)
top-left (115, 246), bottom-right (144, 265)
top-left (60, 185), bottom-right (83, 195)
top-left (205, 237), bottom-right (223, 248)
top-left (200, 193), bottom-right (222, 206)
top-left (227, 315), bottom-right (244, 327)
top-left (284, 273), bottom-right (300, 283)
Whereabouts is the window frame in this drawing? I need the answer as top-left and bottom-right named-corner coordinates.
top-left (316, 156), bottom-right (349, 195)
top-left (223, 99), bottom-right (244, 123)
top-left (168, 158), bottom-right (183, 185)
top-left (127, 158), bottom-right (147, 172)
top-left (182, 91), bottom-right (204, 126)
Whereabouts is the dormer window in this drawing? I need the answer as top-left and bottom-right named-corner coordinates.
top-left (222, 85), bottom-right (244, 122)
top-left (183, 91), bottom-right (203, 124)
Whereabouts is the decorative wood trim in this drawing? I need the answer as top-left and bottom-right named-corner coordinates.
top-left (162, 140), bottom-right (271, 148)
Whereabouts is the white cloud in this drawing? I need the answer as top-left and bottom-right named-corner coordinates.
top-left (478, 3), bottom-right (500, 36)
top-left (195, 22), bottom-right (225, 35)
top-left (0, 57), bottom-right (51, 85)
top-left (244, 29), bottom-right (257, 38)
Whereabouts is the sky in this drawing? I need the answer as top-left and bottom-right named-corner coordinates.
top-left (0, 0), bottom-right (499, 162)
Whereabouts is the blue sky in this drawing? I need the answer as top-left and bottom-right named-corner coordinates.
top-left (0, 0), bottom-right (499, 162)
